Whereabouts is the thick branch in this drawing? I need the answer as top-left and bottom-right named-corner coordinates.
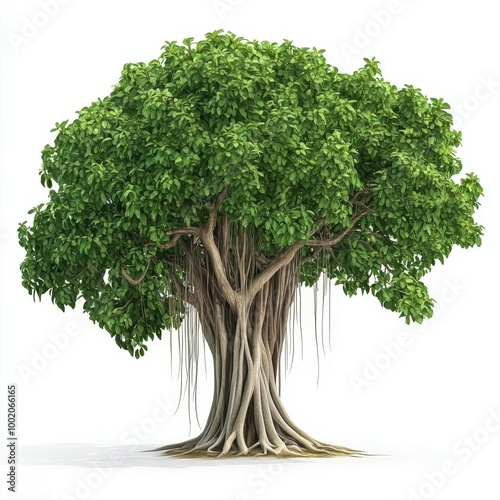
top-left (247, 223), bottom-right (324, 299)
top-left (248, 208), bottom-right (371, 298)
top-left (247, 242), bottom-right (302, 301)
top-left (200, 229), bottom-right (238, 308)
top-left (199, 188), bottom-right (238, 309)
top-left (121, 258), bottom-right (151, 286)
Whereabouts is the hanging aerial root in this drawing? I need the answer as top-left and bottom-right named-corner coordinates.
top-left (147, 217), bottom-right (364, 460)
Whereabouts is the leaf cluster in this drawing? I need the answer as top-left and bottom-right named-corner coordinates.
top-left (19, 31), bottom-right (483, 355)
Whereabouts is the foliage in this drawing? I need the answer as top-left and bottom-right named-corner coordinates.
top-left (19, 31), bottom-right (483, 357)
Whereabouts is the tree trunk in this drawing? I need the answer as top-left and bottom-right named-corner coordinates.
top-left (154, 219), bottom-right (357, 457)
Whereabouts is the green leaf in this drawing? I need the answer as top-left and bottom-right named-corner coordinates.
top-left (18, 30), bottom-right (483, 361)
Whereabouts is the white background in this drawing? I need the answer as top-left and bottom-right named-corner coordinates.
top-left (1, 1), bottom-right (499, 499)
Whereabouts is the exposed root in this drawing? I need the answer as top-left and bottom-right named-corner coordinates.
top-left (154, 437), bottom-right (361, 459)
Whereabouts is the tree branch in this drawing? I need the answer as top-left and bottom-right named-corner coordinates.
top-left (158, 227), bottom-right (201, 251)
top-left (247, 208), bottom-right (372, 299)
top-left (350, 190), bottom-right (373, 212)
top-left (200, 232), bottom-right (238, 308)
top-left (121, 258), bottom-right (151, 286)
top-left (122, 226), bottom-right (200, 286)
top-left (302, 247), bottom-right (324, 265)
top-left (349, 190), bottom-right (368, 205)
top-left (306, 208), bottom-right (371, 248)
top-left (199, 188), bottom-right (238, 310)
top-left (247, 242), bottom-right (303, 301)
top-left (206, 186), bottom-right (229, 232)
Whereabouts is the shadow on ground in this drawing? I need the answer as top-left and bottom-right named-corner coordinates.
top-left (20, 443), bottom-right (358, 468)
